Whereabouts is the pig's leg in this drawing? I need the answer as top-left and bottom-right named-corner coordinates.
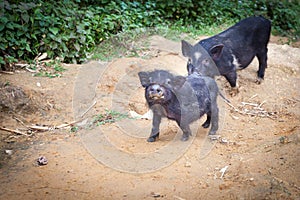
top-left (224, 71), bottom-right (239, 96)
top-left (147, 113), bottom-right (161, 142)
top-left (178, 121), bottom-right (192, 141)
top-left (256, 47), bottom-right (268, 84)
top-left (202, 112), bottom-right (211, 128)
top-left (208, 104), bottom-right (219, 135)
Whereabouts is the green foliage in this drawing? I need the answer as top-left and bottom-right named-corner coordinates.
top-left (0, 0), bottom-right (299, 68)
top-left (153, 0), bottom-right (299, 37)
top-left (70, 126), bottom-right (79, 133)
top-left (93, 109), bottom-right (129, 126)
top-left (0, 0), bottom-right (160, 67)
top-left (29, 60), bottom-right (66, 78)
top-left (92, 27), bottom-right (161, 61)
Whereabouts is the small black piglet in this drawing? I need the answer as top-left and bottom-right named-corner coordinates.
top-left (138, 70), bottom-right (219, 142)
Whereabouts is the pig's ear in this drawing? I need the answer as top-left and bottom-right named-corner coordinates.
top-left (172, 75), bottom-right (186, 90)
top-left (209, 44), bottom-right (224, 60)
top-left (138, 71), bottom-right (150, 87)
top-left (181, 40), bottom-right (192, 57)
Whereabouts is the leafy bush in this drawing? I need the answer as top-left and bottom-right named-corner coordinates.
top-left (154, 0), bottom-right (300, 36)
top-left (0, 0), bottom-right (299, 69)
top-left (0, 0), bottom-right (161, 68)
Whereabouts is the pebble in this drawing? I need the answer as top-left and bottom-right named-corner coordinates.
top-left (5, 149), bottom-right (13, 156)
top-left (37, 156), bottom-right (48, 166)
top-left (184, 161), bottom-right (191, 167)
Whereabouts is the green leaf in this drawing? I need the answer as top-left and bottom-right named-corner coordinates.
top-left (0, 43), bottom-right (6, 50)
top-left (74, 43), bottom-right (80, 51)
top-left (25, 44), bottom-right (31, 52)
top-left (0, 57), bottom-right (5, 65)
top-left (0, 24), bottom-right (5, 31)
top-left (49, 27), bottom-right (59, 35)
top-left (21, 13), bottom-right (30, 23)
top-left (6, 22), bottom-right (15, 30)
top-left (18, 50), bottom-right (24, 57)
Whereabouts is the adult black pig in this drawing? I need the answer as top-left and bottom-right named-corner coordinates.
top-left (182, 16), bottom-right (271, 94)
top-left (138, 70), bottom-right (219, 142)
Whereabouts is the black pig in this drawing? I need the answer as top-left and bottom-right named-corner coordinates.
top-left (182, 16), bottom-right (271, 94)
top-left (138, 70), bottom-right (219, 142)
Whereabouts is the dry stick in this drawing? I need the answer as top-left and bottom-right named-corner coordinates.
top-left (259, 100), bottom-right (266, 107)
top-left (0, 71), bottom-right (14, 75)
top-left (173, 195), bottom-right (186, 200)
top-left (13, 116), bottom-right (52, 131)
top-left (25, 67), bottom-right (37, 73)
top-left (13, 116), bottom-right (85, 132)
top-left (248, 94), bottom-right (258, 100)
top-left (224, 100), bottom-right (276, 119)
top-left (28, 119), bottom-right (85, 132)
top-left (6, 101), bottom-right (97, 134)
top-left (28, 125), bottom-right (53, 131)
top-left (13, 116), bottom-right (28, 128)
top-left (80, 100), bottom-right (97, 118)
top-left (15, 63), bottom-right (29, 68)
top-left (56, 120), bottom-right (83, 129)
top-left (241, 102), bottom-right (259, 106)
top-left (0, 127), bottom-right (28, 136)
top-left (224, 101), bottom-right (244, 115)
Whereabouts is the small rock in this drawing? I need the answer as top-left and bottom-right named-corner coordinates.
top-left (279, 136), bottom-right (289, 144)
top-left (219, 181), bottom-right (232, 190)
top-left (184, 161), bottom-right (192, 167)
top-left (220, 166), bottom-right (229, 178)
top-left (230, 115), bottom-right (239, 120)
top-left (209, 135), bottom-right (220, 140)
top-left (5, 150), bottom-right (13, 156)
top-left (220, 138), bottom-right (228, 144)
top-left (37, 156), bottom-right (48, 166)
top-left (150, 192), bottom-right (161, 198)
top-left (36, 82), bottom-right (41, 87)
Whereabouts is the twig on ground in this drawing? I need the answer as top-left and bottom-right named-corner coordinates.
top-left (220, 165), bottom-right (229, 179)
top-left (225, 99), bottom-right (276, 119)
top-left (174, 195), bottom-right (186, 200)
top-left (15, 63), bottom-right (29, 68)
top-left (28, 125), bottom-right (53, 131)
top-left (80, 100), bottom-right (97, 118)
top-left (13, 116), bottom-right (28, 128)
top-left (28, 119), bottom-right (84, 132)
top-left (248, 94), bottom-right (258, 100)
top-left (0, 71), bottom-right (14, 75)
top-left (25, 67), bottom-right (37, 73)
top-left (2, 118), bottom-right (85, 136)
top-left (0, 126), bottom-right (29, 136)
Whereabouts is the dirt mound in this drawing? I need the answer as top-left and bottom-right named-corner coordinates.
top-left (0, 84), bottom-right (30, 111)
top-left (0, 83), bottom-right (50, 115)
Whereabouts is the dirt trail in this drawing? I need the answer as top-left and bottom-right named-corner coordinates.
top-left (0, 35), bottom-right (299, 199)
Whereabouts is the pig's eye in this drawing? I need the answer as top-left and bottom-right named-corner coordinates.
top-left (166, 79), bottom-right (171, 85)
top-left (203, 59), bottom-right (209, 64)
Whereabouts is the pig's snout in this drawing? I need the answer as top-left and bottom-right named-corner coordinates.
top-left (148, 84), bottom-right (165, 100)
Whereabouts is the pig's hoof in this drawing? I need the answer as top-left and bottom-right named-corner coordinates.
top-left (229, 87), bottom-right (239, 96)
top-left (255, 77), bottom-right (263, 84)
top-left (147, 137), bottom-right (156, 142)
top-left (202, 121), bottom-right (210, 128)
top-left (181, 135), bottom-right (189, 141)
top-left (208, 130), bottom-right (217, 135)
top-left (208, 134), bottom-right (220, 141)
top-left (147, 133), bottom-right (159, 142)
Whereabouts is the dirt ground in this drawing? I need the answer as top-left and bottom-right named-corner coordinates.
top-left (0, 35), bottom-right (299, 200)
